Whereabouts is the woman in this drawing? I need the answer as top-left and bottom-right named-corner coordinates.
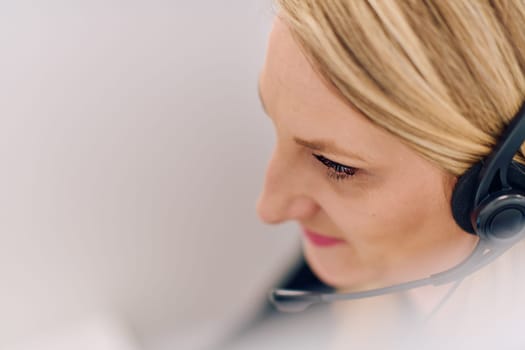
top-left (231, 1), bottom-right (525, 349)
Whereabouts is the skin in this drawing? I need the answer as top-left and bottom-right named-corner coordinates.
top-left (256, 17), bottom-right (478, 300)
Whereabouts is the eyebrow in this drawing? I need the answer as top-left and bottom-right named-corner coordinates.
top-left (293, 137), bottom-right (367, 163)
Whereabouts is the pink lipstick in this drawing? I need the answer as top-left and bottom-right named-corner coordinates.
top-left (302, 229), bottom-right (345, 247)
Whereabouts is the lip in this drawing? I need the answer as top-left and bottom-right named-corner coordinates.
top-left (302, 228), bottom-right (345, 247)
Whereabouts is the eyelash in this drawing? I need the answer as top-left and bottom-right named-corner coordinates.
top-left (313, 154), bottom-right (358, 181)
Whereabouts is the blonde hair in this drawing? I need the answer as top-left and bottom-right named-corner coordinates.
top-left (274, 0), bottom-right (525, 175)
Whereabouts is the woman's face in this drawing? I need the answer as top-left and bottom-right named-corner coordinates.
top-left (257, 18), bottom-right (477, 290)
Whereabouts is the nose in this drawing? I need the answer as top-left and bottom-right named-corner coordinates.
top-left (256, 148), bottom-right (320, 224)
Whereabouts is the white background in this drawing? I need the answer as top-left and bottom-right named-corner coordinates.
top-left (0, 1), bottom-right (301, 348)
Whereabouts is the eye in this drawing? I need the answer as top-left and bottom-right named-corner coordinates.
top-left (313, 154), bottom-right (358, 181)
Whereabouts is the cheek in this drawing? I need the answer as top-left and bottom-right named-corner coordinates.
top-left (326, 178), bottom-right (450, 243)
top-left (377, 185), bottom-right (439, 224)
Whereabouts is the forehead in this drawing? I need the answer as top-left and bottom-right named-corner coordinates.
top-left (260, 18), bottom-right (412, 166)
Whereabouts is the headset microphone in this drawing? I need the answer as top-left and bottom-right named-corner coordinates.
top-left (270, 99), bottom-right (525, 313)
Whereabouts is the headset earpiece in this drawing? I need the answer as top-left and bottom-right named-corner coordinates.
top-left (472, 189), bottom-right (525, 242)
top-left (452, 161), bottom-right (525, 239)
top-left (451, 100), bottom-right (525, 242)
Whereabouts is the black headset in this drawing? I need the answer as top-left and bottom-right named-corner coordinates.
top-left (451, 101), bottom-right (525, 242)
top-left (270, 100), bottom-right (525, 313)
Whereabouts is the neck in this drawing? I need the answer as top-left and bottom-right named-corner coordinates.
top-left (402, 233), bottom-right (479, 316)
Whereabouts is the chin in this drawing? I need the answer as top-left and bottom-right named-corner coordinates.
top-left (303, 242), bottom-right (365, 289)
